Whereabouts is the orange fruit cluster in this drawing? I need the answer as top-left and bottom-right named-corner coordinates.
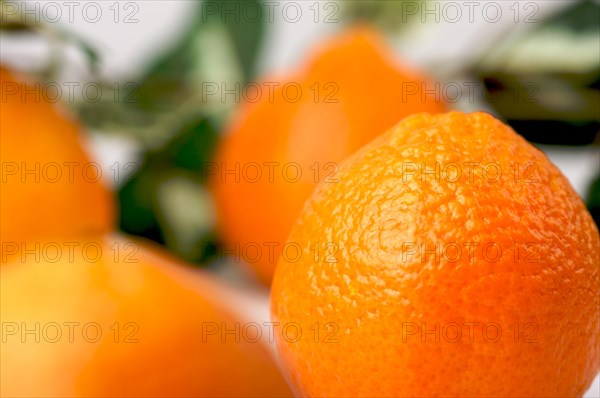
top-left (0, 67), bottom-right (291, 397)
top-left (6, 22), bottom-right (597, 397)
top-left (211, 26), bottom-right (448, 285)
top-left (271, 112), bottom-right (600, 397)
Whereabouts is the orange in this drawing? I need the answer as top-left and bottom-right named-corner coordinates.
top-left (0, 234), bottom-right (292, 397)
top-left (0, 66), bottom-right (114, 247)
top-left (270, 112), bottom-right (600, 397)
top-left (211, 26), bottom-right (448, 285)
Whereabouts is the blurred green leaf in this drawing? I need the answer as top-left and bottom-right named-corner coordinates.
top-left (155, 174), bottom-right (216, 262)
top-left (118, 162), bottom-right (166, 245)
top-left (474, 0), bottom-right (600, 145)
top-left (161, 117), bottom-right (220, 171)
top-left (204, 0), bottom-right (265, 81)
top-left (340, 0), bottom-right (426, 32)
top-left (480, 72), bottom-right (599, 145)
top-left (587, 174), bottom-right (600, 229)
top-left (546, 0), bottom-right (599, 33)
top-left (69, 35), bottom-right (101, 75)
top-left (117, 116), bottom-right (220, 264)
top-left (0, 3), bottom-right (100, 77)
top-left (134, 0), bottom-right (265, 113)
top-left (134, 23), bottom-right (200, 111)
top-left (0, 21), bottom-right (34, 32)
top-left (476, 0), bottom-right (600, 75)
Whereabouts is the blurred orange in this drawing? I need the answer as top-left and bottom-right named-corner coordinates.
top-left (211, 26), bottom-right (448, 285)
top-left (271, 112), bottom-right (600, 396)
top-left (0, 66), bottom-right (114, 248)
top-left (1, 235), bottom-right (292, 397)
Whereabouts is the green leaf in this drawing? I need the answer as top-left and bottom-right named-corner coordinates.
top-left (134, 1), bottom-right (265, 113)
top-left (545, 0), bottom-right (600, 33)
top-left (587, 174), bottom-right (600, 208)
top-left (118, 161), bottom-right (166, 245)
top-left (134, 23), bottom-right (200, 111)
top-left (479, 72), bottom-right (599, 145)
top-left (70, 35), bottom-right (101, 75)
top-left (203, 0), bottom-right (266, 81)
top-left (161, 117), bottom-right (220, 172)
top-left (0, 21), bottom-right (34, 32)
top-left (340, 0), bottom-right (426, 32)
top-left (116, 115), bottom-right (220, 263)
top-left (0, 5), bottom-right (100, 77)
top-left (587, 174), bottom-right (600, 229)
top-left (155, 173), bottom-right (216, 263)
top-left (475, 0), bottom-right (600, 74)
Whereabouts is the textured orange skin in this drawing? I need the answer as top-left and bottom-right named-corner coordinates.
top-left (0, 67), bottom-right (114, 246)
top-left (0, 235), bottom-right (292, 397)
top-left (271, 112), bottom-right (600, 397)
top-left (211, 27), bottom-right (448, 285)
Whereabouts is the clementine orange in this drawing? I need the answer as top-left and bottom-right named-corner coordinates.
top-left (211, 26), bottom-right (448, 285)
top-left (271, 112), bottom-right (600, 397)
top-left (1, 235), bottom-right (292, 397)
top-left (0, 66), bottom-right (114, 247)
